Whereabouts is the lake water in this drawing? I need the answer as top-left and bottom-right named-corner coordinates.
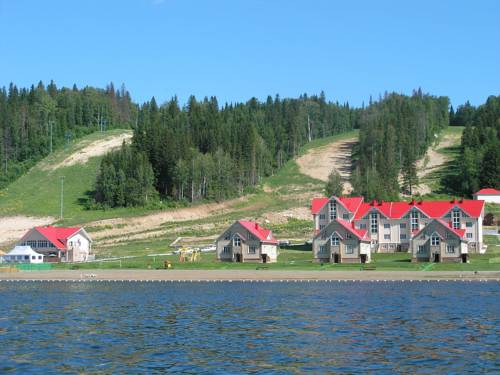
top-left (0, 281), bottom-right (499, 374)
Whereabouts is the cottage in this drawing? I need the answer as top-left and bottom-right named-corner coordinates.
top-left (473, 188), bottom-right (500, 204)
top-left (313, 219), bottom-right (371, 263)
top-left (311, 196), bottom-right (485, 262)
top-left (216, 220), bottom-right (278, 263)
top-left (2, 246), bottom-right (44, 264)
top-left (411, 219), bottom-right (469, 263)
top-left (17, 226), bottom-right (92, 262)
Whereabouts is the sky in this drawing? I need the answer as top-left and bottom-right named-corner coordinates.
top-left (0, 0), bottom-right (498, 107)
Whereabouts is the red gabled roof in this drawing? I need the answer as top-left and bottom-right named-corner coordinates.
top-left (336, 219), bottom-right (370, 241)
top-left (34, 226), bottom-right (81, 250)
top-left (413, 219), bottom-right (466, 239)
top-left (238, 221), bottom-right (277, 244)
top-left (311, 196), bottom-right (364, 215)
top-left (354, 199), bottom-right (484, 220)
top-left (475, 188), bottom-right (500, 195)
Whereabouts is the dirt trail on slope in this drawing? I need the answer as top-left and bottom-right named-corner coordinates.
top-left (412, 132), bottom-right (462, 195)
top-left (296, 138), bottom-right (357, 194)
top-left (45, 132), bottom-right (133, 171)
top-left (0, 216), bottom-right (55, 247)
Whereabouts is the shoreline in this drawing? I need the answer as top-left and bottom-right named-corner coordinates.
top-left (1, 270), bottom-right (500, 281)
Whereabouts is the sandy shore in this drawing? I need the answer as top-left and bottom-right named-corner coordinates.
top-left (0, 270), bottom-right (499, 281)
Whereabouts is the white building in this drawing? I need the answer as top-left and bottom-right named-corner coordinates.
top-left (473, 188), bottom-right (500, 204)
top-left (2, 246), bottom-right (44, 264)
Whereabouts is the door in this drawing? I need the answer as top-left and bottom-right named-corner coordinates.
top-left (433, 253), bottom-right (440, 263)
top-left (235, 253), bottom-right (242, 262)
top-left (261, 254), bottom-right (267, 263)
top-left (360, 254), bottom-right (367, 264)
top-left (461, 253), bottom-right (468, 263)
top-left (333, 253), bottom-right (340, 263)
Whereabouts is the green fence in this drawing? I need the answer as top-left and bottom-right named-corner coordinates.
top-left (16, 263), bottom-right (53, 271)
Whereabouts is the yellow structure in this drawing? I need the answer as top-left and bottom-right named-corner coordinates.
top-left (178, 247), bottom-right (200, 262)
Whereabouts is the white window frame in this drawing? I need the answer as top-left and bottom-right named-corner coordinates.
top-left (319, 245), bottom-right (327, 253)
top-left (452, 210), bottom-right (460, 229)
top-left (400, 223), bottom-right (406, 229)
top-left (446, 245), bottom-right (455, 254)
top-left (248, 246), bottom-right (256, 254)
top-left (223, 246), bottom-right (230, 254)
top-left (400, 234), bottom-right (407, 240)
top-left (384, 234), bottom-right (390, 240)
top-left (343, 213), bottom-right (349, 220)
top-left (233, 237), bottom-right (241, 247)
top-left (466, 222), bottom-right (473, 228)
top-left (329, 200), bottom-right (337, 220)
top-left (319, 214), bottom-right (325, 220)
top-left (331, 235), bottom-right (340, 246)
top-left (431, 234), bottom-right (440, 246)
top-left (384, 223), bottom-right (390, 229)
top-left (466, 233), bottom-right (473, 239)
top-left (345, 245), bottom-right (354, 254)
top-left (417, 245), bottom-right (426, 254)
top-left (411, 211), bottom-right (419, 231)
top-left (370, 212), bottom-right (378, 233)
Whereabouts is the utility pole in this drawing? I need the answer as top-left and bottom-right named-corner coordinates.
top-left (60, 176), bottom-right (65, 220)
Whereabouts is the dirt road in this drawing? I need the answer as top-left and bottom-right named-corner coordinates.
top-left (296, 138), bottom-right (357, 194)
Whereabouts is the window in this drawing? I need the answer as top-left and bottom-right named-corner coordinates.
top-left (370, 212), bottom-right (378, 233)
top-left (224, 233), bottom-right (230, 240)
top-left (417, 245), bottom-right (426, 254)
top-left (346, 233), bottom-right (352, 239)
top-left (38, 256), bottom-right (42, 260)
top-left (452, 210), bottom-right (460, 229)
top-left (411, 211), bottom-right (419, 231)
top-left (445, 232), bottom-right (451, 239)
top-left (24, 255), bottom-right (29, 260)
top-left (248, 246), bottom-right (256, 254)
top-left (358, 223), bottom-right (366, 229)
top-left (400, 223), bottom-right (407, 229)
top-left (446, 245), bottom-right (455, 254)
top-left (345, 245), bottom-right (354, 254)
top-left (466, 233), bottom-right (473, 239)
top-left (319, 245), bottom-right (327, 253)
top-left (233, 237), bottom-right (241, 247)
top-left (31, 256), bottom-right (36, 260)
top-left (331, 235), bottom-right (340, 246)
top-left (319, 214), bottom-right (325, 220)
top-left (329, 200), bottom-right (337, 220)
top-left (384, 234), bottom-right (390, 240)
top-left (384, 223), bottom-right (390, 229)
top-left (431, 234), bottom-right (440, 246)
top-left (222, 246), bottom-right (230, 254)
top-left (320, 225), bottom-right (325, 230)
top-left (343, 213), bottom-right (349, 220)
top-left (466, 222), bottom-right (473, 228)
top-left (400, 234), bottom-right (407, 240)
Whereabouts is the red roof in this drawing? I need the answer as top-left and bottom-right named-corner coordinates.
top-left (353, 198), bottom-right (484, 220)
top-left (33, 226), bottom-right (81, 250)
top-left (475, 188), bottom-right (500, 195)
top-left (238, 221), bottom-right (277, 244)
top-left (413, 219), bottom-right (466, 239)
top-left (335, 219), bottom-right (369, 241)
top-left (311, 196), bottom-right (364, 215)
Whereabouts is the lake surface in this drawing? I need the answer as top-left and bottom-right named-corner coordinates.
top-left (0, 281), bottom-right (499, 374)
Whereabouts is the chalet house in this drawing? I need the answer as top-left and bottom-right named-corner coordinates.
top-left (17, 226), bottom-right (92, 263)
top-left (216, 220), bottom-right (278, 263)
top-left (473, 188), bottom-right (500, 204)
top-left (311, 196), bottom-right (485, 263)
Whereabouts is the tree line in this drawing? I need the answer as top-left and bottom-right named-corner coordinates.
top-left (351, 90), bottom-right (450, 200)
top-left (449, 95), bottom-right (499, 195)
top-left (95, 93), bottom-right (359, 207)
top-left (0, 81), bottom-right (136, 189)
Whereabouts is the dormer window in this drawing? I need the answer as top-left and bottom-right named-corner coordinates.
top-left (331, 235), bottom-right (340, 246)
top-left (411, 210), bottom-right (419, 231)
top-left (370, 212), bottom-right (378, 233)
top-left (233, 237), bottom-right (241, 247)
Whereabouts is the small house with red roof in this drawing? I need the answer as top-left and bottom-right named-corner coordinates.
top-left (473, 188), bottom-right (500, 204)
top-left (216, 220), bottom-right (278, 263)
top-left (311, 195), bottom-right (486, 263)
top-left (17, 226), bottom-right (92, 262)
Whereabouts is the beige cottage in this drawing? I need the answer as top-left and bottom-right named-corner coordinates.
top-left (216, 220), bottom-right (278, 263)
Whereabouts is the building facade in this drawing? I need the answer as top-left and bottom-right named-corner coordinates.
top-left (17, 226), bottom-right (92, 262)
top-left (473, 188), bottom-right (500, 204)
top-left (311, 196), bottom-right (485, 263)
top-left (216, 220), bottom-right (278, 263)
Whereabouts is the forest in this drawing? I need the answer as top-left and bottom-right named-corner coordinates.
top-left (352, 90), bottom-right (450, 200)
top-left (449, 95), bottom-right (500, 195)
top-left (95, 93), bottom-right (359, 207)
top-left (0, 81), bottom-right (136, 189)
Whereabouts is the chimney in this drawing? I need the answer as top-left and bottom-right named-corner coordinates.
top-left (378, 200), bottom-right (384, 206)
top-left (418, 200), bottom-right (423, 205)
top-left (410, 199), bottom-right (416, 205)
top-left (254, 222), bottom-right (258, 229)
top-left (370, 200), bottom-right (377, 206)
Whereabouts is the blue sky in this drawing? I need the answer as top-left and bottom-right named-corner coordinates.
top-left (0, 0), bottom-right (498, 107)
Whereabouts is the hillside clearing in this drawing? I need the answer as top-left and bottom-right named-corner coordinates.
top-left (296, 131), bottom-right (358, 194)
top-left (0, 216), bottom-right (54, 247)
